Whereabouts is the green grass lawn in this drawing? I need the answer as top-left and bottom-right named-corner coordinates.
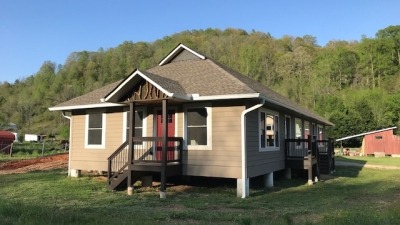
top-left (0, 167), bottom-right (399, 225)
top-left (336, 155), bottom-right (400, 167)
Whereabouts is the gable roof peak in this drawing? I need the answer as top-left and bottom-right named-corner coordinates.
top-left (159, 43), bottom-right (206, 66)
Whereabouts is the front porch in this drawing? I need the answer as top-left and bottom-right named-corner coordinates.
top-left (106, 96), bottom-right (184, 197)
top-left (107, 136), bottom-right (183, 191)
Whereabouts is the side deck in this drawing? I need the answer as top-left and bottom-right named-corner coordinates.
top-left (285, 136), bottom-right (335, 183)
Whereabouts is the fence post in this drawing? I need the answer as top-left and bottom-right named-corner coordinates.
top-left (42, 140), bottom-right (45, 156)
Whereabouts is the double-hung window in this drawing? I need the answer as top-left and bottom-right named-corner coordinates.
top-left (259, 109), bottom-right (279, 151)
top-left (123, 110), bottom-right (146, 144)
top-left (185, 106), bottom-right (212, 150)
top-left (86, 112), bottom-right (106, 149)
top-left (126, 111), bottom-right (144, 138)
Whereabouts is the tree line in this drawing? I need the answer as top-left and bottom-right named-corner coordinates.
top-left (0, 26), bottom-right (399, 146)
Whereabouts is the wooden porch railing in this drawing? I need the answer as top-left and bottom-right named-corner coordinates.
top-left (132, 137), bottom-right (183, 163)
top-left (107, 140), bottom-right (129, 185)
top-left (285, 137), bottom-right (312, 158)
top-left (107, 137), bottom-right (183, 186)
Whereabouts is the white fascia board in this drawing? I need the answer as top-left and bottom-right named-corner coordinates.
top-left (191, 93), bottom-right (260, 101)
top-left (48, 102), bottom-right (126, 111)
top-left (104, 70), bottom-right (137, 102)
top-left (137, 70), bottom-right (175, 97)
top-left (159, 44), bottom-right (206, 66)
top-left (104, 70), bottom-right (176, 102)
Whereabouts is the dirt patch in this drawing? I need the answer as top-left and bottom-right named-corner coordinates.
top-left (0, 153), bottom-right (68, 175)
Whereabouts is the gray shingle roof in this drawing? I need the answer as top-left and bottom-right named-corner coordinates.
top-left (50, 45), bottom-right (332, 125)
top-left (148, 58), bottom-right (256, 96)
top-left (50, 80), bottom-right (122, 109)
top-left (141, 71), bottom-right (186, 95)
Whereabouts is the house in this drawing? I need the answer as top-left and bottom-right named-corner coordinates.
top-left (337, 127), bottom-right (400, 156)
top-left (49, 44), bottom-right (334, 198)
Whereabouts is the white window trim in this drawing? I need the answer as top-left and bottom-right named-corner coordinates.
top-left (259, 108), bottom-right (279, 152)
top-left (122, 107), bottom-right (147, 142)
top-left (85, 112), bottom-right (106, 149)
top-left (183, 103), bottom-right (212, 150)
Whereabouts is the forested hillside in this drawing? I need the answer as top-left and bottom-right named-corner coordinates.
top-left (1, 26), bottom-right (400, 146)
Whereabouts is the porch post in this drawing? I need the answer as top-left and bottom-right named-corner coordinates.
top-left (127, 101), bottom-right (136, 195)
top-left (160, 99), bottom-right (168, 198)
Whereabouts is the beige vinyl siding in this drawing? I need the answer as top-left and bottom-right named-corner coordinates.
top-left (246, 107), bottom-right (286, 178)
top-left (182, 102), bottom-right (244, 178)
top-left (70, 110), bottom-right (124, 171)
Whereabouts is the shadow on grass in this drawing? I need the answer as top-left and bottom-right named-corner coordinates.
top-left (335, 156), bottom-right (367, 177)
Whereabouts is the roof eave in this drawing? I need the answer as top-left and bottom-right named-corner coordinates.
top-left (191, 93), bottom-right (260, 101)
top-left (48, 102), bottom-right (126, 111)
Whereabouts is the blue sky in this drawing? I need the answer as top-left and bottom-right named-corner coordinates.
top-left (1, 0), bottom-right (399, 83)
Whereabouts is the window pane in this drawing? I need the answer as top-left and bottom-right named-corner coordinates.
top-left (89, 113), bottom-right (102, 128)
top-left (260, 112), bottom-right (266, 148)
top-left (126, 111), bottom-right (143, 128)
top-left (275, 115), bottom-right (279, 147)
top-left (285, 117), bottom-right (291, 139)
top-left (88, 130), bottom-right (102, 145)
top-left (266, 114), bottom-right (275, 147)
top-left (134, 128), bottom-right (142, 138)
top-left (135, 111), bottom-right (143, 128)
top-left (304, 121), bottom-right (310, 139)
top-left (188, 127), bottom-right (207, 145)
top-left (187, 108), bottom-right (207, 126)
top-left (260, 112), bottom-right (280, 148)
top-left (295, 118), bottom-right (302, 138)
top-left (260, 132), bottom-right (265, 148)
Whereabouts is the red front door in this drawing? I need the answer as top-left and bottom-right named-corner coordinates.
top-left (156, 110), bottom-right (175, 161)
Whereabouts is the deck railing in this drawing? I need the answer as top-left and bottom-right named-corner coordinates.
top-left (285, 136), bottom-right (335, 174)
top-left (107, 137), bottom-right (183, 186)
top-left (132, 137), bottom-right (183, 163)
top-left (285, 137), bottom-right (312, 158)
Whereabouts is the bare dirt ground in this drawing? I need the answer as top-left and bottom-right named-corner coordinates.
top-left (0, 153), bottom-right (68, 175)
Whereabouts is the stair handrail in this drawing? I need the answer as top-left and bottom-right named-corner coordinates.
top-left (107, 140), bottom-right (129, 185)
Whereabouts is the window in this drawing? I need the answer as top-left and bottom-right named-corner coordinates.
top-left (260, 109), bottom-right (279, 150)
top-left (304, 121), bottom-right (310, 139)
top-left (375, 136), bottom-right (383, 140)
top-left (86, 112), bottom-right (105, 148)
top-left (318, 125), bottom-right (324, 140)
top-left (126, 111), bottom-right (144, 138)
top-left (295, 118), bottom-right (302, 139)
top-left (285, 116), bottom-right (291, 139)
top-left (123, 110), bottom-right (146, 142)
top-left (184, 105), bottom-right (212, 150)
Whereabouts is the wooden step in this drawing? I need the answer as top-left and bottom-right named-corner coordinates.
top-left (108, 170), bottom-right (129, 190)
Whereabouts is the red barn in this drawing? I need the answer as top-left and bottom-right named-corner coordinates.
top-left (361, 127), bottom-right (400, 155)
top-left (0, 130), bottom-right (15, 155)
top-left (336, 127), bottom-right (400, 156)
